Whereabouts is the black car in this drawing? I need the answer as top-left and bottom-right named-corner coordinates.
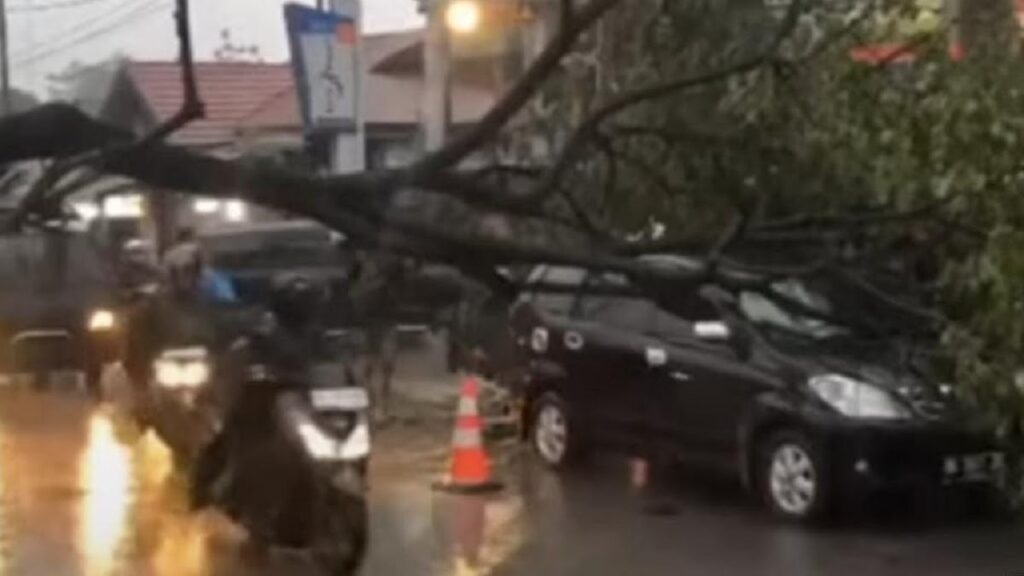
top-left (0, 228), bottom-right (122, 390)
top-left (512, 260), bottom-right (1001, 522)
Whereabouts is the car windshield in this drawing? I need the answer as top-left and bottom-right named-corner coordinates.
top-left (200, 224), bottom-right (343, 272)
top-left (739, 279), bottom-right (850, 341)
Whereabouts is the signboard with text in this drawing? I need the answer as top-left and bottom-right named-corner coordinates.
top-left (284, 3), bottom-right (360, 132)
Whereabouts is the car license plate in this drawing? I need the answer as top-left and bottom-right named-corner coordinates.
top-left (311, 388), bottom-right (369, 411)
top-left (943, 452), bottom-right (1004, 483)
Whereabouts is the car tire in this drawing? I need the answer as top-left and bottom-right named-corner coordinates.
top-left (757, 430), bottom-right (829, 523)
top-left (530, 392), bottom-right (582, 469)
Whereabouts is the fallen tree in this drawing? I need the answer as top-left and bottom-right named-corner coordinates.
top-left (0, 1), bottom-right (931, 306)
top-left (0, 0), bottom-right (1010, 401)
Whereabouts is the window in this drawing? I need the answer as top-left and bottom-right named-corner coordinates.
top-left (0, 232), bottom-right (113, 297)
top-left (529, 266), bottom-right (585, 316)
top-left (575, 271), bottom-right (724, 342)
top-left (578, 272), bottom-right (658, 333)
top-left (738, 278), bottom-right (848, 341)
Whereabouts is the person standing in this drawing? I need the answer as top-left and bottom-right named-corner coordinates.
top-left (349, 251), bottom-right (404, 423)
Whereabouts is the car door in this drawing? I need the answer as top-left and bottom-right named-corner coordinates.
top-left (646, 297), bottom-right (765, 458)
top-left (571, 272), bottom-right (662, 451)
top-left (512, 266), bottom-right (600, 429)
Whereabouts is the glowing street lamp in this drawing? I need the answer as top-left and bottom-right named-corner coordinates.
top-left (445, 0), bottom-right (482, 35)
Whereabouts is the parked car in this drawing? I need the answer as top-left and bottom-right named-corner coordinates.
top-left (512, 259), bottom-right (1002, 522)
top-left (0, 227), bottom-right (122, 391)
top-left (198, 221), bottom-right (456, 334)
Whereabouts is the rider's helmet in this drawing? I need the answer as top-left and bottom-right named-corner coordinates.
top-left (269, 273), bottom-right (328, 331)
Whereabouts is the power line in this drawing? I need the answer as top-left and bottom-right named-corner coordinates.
top-left (11, 0), bottom-right (147, 60)
top-left (13, 0), bottom-right (171, 67)
top-left (1, 0), bottom-right (11, 114)
top-left (8, 0), bottom-right (117, 14)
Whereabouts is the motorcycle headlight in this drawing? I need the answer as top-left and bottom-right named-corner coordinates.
top-left (807, 374), bottom-right (911, 420)
top-left (88, 309), bottom-right (116, 331)
top-left (153, 359), bottom-right (210, 389)
top-left (296, 416), bottom-right (371, 461)
top-left (297, 422), bottom-right (340, 459)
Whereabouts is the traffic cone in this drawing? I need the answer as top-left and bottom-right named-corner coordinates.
top-left (435, 376), bottom-right (503, 493)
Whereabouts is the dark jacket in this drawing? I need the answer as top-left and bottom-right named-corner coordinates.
top-left (123, 289), bottom-right (228, 387)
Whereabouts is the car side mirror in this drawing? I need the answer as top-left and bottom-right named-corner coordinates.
top-left (695, 318), bottom-right (752, 359)
top-left (694, 320), bottom-right (731, 342)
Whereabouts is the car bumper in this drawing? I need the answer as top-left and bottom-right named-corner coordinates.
top-left (821, 422), bottom-right (1003, 493)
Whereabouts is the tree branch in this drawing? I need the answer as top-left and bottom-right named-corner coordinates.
top-left (142, 0), bottom-right (204, 143)
top-left (414, 0), bottom-right (622, 173)
top-left (528, 0), bottom-right (806, 203)
top-left (8, 0), bottom-right (204, 227)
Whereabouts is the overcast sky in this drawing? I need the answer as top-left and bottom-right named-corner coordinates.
top-left (9, 0), bottom-right (424, 97)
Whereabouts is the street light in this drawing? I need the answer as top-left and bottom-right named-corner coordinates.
top-left (445, 0), bottom-right (482, 35)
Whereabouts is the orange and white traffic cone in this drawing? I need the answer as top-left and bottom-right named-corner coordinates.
top-left (435, 376), bottom-right (503, 493)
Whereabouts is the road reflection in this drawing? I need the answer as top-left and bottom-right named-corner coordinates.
top-left (79, 413), bottom-right (132, 576)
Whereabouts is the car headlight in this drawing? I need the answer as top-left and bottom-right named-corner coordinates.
top-left (153, 359), bottom-right (210, 389)
top-left (807, 374), bottom-right (911, 419)
top-left (88, 309), bottom-right (116, 331)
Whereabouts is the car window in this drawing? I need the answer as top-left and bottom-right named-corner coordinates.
top-left (578, 272), bottom-right (658, 333)
top-left (578, 272), bottom-right (723, 342)
top-left (530, 266), bottom-right (585, 316)
top-left (201, 226), bottom-right (343, 272)
top-left (739, 278), bottom-right (849, 340)
top-left (0, 232), bottom-right (112, 295)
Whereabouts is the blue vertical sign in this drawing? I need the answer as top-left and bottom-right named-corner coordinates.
top-left (285, 3), bottom-right (359, 132)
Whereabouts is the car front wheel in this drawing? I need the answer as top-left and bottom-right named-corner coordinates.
top-left (530, 393), bottom-right (580, 469)
top-left (758, 430), bottom-right (828, 522)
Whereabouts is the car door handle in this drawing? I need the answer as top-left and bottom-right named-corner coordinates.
top-left (669, 371), bottom-right (691, 382)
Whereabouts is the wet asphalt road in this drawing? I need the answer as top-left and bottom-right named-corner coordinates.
top-left (2, 384), bottom-right (1024, 576)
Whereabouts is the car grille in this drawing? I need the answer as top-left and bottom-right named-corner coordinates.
top-left (898, 382), bottom-right (947, 420)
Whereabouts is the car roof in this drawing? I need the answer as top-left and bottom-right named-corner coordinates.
top-left (528, 254), bottom-right (705, 285)
top-left (198, 221), bottom-right (342, 256)
top-left (199, 219), bottom-right (332, 237)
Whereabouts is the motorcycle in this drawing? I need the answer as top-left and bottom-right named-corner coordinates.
top-left (151, 340), bottom-right (371, 575)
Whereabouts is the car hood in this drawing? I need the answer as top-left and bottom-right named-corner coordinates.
top-left (762, 336), bottom-right (954, 420)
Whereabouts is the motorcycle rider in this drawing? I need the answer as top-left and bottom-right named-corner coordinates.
top-left (191, 273), bottom-right (344, 510)
top-left (117, 239), bottom-right (160, 293)
top-left (349, 251), bottom-right (406, 423)
top-left (124, 240), bottom-right (212, 393)
top-left (124, 230), bottom-right (242, 388)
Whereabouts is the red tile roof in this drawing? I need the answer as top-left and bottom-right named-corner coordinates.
top-left (126, 29), bottom-right (497, 146)
top-left (239, 86), bottom-right (298, 130)
top-left (127, 61), bottom-right (295, 146)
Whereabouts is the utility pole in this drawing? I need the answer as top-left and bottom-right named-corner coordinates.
top-left (0, 0), bottom-right (11, 116)
top-left (422, 0), bottom-right (451, 152)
